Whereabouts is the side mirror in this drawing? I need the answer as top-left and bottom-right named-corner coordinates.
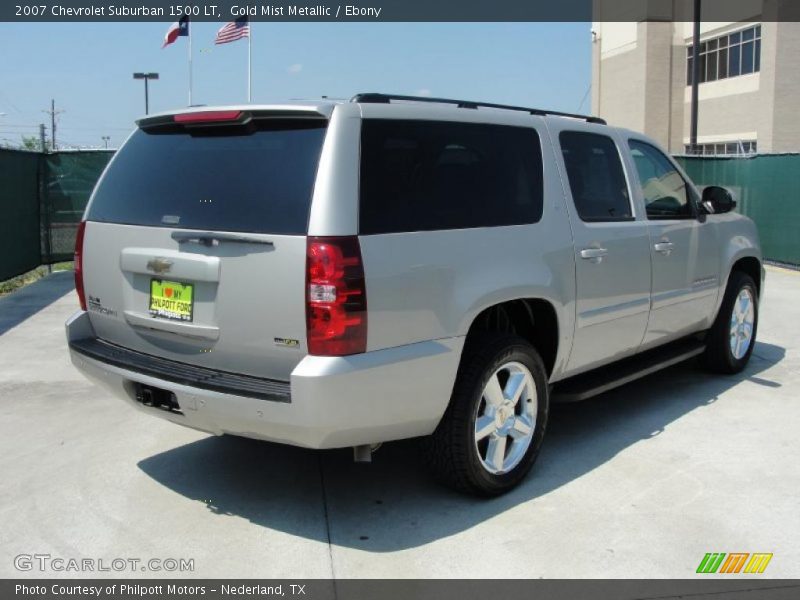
top-left (702, 186), bottom-right (737, 214)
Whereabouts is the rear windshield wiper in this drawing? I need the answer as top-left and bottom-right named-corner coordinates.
top-left (171, 231), bottom-right (274, 247)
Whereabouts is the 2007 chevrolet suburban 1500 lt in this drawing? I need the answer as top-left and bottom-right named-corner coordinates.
top-left (67, 93), bottom-right (763, 495)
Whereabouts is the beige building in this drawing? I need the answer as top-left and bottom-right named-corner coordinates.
top-left (591, 15), bottom-right (800, 154)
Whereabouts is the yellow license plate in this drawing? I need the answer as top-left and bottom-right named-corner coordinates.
top-left (149, 279), bottom-right (194, 322)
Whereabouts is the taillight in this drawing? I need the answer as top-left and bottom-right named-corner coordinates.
top-left (306, 236), bottom-right (367, 356)
top-left (74, 220), bottom-right (87, 311)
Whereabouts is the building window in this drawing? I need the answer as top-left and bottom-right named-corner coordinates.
top-left (683, 141), bottom-right (757, 156)
top-left (687, 25), bottom-right (761, 85)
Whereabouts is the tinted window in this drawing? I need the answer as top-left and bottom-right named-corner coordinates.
top-left (359, 120), bottom-right (543, 234)
top-left (559, 131), bottom-right (632, 221)
top-left (629, 140), bottom-right (694, 219)
top-left (87, 121), bottom-right (326, 234)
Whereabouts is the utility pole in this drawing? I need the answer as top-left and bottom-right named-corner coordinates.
top-left (39, 123), bottom-right (46, 152)
top-left (43, 99), bottom-right (64, 151)
top-left (50, 99), bottom-right (57, 150)
top-left (690, 0), bottom-right (702, 154)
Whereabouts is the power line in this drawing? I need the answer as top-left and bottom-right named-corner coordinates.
top-left (0, 122), bottom-right (131, 132)
top-left (576, 84), bottom-right (592, 114)
top-left (0, 90), bottom-right (22, 113)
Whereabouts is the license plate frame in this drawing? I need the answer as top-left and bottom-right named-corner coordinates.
top-left (149, 279), bottom-right (194, 322)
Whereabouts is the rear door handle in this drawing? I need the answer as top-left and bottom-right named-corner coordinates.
top-left (580, 248), bottom-right (609, 263)
top-left (654, 241), bottom-right (675, 255)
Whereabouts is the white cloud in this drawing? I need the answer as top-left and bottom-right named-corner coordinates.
top-left (415, 88), bottom-right (432, 97)
top-left (287, 63), bottom-right (303, 74)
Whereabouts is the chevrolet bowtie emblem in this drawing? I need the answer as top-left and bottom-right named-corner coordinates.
top-left (146, 257), bottom-right (173, 274)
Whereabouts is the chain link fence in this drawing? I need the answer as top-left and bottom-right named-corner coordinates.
top-left (0, 148), bottom-right (114, 281)
top-left (44, 151), bottom-right (115, 261)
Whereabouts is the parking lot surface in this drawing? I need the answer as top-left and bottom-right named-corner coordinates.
top-left (1, 267), bottom-right (798, 578)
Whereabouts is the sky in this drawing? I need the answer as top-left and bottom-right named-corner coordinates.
top-left (0, 22), bottom-right (591, 149)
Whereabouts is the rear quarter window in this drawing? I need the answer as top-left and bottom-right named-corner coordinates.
top-left (86, 120), bottom-right (326, 234)
top-left (359, 119), bottom-right (544, 234)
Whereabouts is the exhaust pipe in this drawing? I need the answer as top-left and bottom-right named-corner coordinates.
top-left (352, 443), bottom-right (382, 463)
top-left (352, 444), bottom-right (372, 463)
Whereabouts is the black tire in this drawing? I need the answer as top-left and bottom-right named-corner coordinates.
top-left (703, 271), bottom-right (759, 374)
top-left (424, 332), bottom-right (549, 496)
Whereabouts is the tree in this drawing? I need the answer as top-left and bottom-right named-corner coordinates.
top-left (20, 134), bottom-right (50, 152)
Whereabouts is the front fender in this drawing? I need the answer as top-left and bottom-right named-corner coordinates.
top-left (711, 213), bottom-right (763, 319)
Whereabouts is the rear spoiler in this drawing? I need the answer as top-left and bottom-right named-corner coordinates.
top-left (137, 108), bottom-right (330, 131)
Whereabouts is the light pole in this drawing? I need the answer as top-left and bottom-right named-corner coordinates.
top-left (101, 135), bottom-right (110, 149)
top-left (133, 72), bottom-right (159, 114)
top-left (689, 0), bottom-right (701, 154)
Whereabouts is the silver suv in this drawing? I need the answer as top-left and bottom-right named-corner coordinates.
top-left (66, 93), bottom-right (763, 496)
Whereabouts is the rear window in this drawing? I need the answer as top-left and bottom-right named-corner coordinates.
top-left (87, 120), bottom-right (326, 234)
top-left (359, 119), bottom-right (544, 234)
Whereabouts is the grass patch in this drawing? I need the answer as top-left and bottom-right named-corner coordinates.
top-left (0, 262), bottom-right (73, 296)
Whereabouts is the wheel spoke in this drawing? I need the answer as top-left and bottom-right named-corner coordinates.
top-left (734, 334), bottom-right (744, 358)
top-left (475, 416), bottom-right (497, 441)
top-left (509, 415), bottom-right (533, 439)
top-left (733, 301), bottom-right (742, 321)
top-left (739, 294), bottom-right (750, 317)
top-left (505, 372), bottom-right (528, 406)
top-left (486, 435), bottom-right (507, 471)
top-left (483, 373), bottom-right (505, 407)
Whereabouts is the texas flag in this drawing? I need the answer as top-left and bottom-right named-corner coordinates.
top-left (162, 15), bottom-right (189, 48)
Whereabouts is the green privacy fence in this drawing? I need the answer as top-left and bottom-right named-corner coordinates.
top-left (1, 149), bottom-right (798, 281)
top-left (0, 148), bottom-right (114, 281)
top-left (0, 149), bottom-right (41, 281)
top-left (675, 154), bottom-right (800, 265)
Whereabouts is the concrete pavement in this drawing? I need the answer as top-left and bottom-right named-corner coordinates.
top-left (0, 268), bottom-right (798, 578)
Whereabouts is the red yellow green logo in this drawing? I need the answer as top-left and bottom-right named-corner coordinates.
top-left (696, 553), bottom-right (773, 574)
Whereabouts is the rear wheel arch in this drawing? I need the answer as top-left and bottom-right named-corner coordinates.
top-left (465, 299), bottom-right (559, 377)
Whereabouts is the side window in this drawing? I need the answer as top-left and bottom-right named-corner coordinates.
top-left (628, 140), bottom-right (695, 219)
top-left (559, 131), bottom-right (632, 222)
top-left (359, 120), bottom-right (544, 234)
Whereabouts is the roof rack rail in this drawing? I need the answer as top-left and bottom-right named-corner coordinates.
top-left (350, 93), bottom-right (607, 125)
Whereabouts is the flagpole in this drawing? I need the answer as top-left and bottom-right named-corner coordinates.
top-left (188, 20), bottom-right (193, 105)
top-left (247, 21), bottom-right (252, 102)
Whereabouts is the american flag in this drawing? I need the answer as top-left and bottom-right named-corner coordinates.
top-left (215, 16), bottom-right (249, 45)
